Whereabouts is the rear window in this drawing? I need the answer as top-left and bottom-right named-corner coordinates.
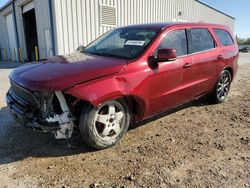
top-left (213, 29), bottom-right (234, 46)
top-left (189, 28), bottom-right (215, 53)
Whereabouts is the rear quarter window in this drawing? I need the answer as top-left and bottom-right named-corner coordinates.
top-left (213, 29), bottom-right (234, 46)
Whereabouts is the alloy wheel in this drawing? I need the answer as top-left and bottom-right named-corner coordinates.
top-left (94, 101), bottom-right (126, 141)
top-left (216, 72), bottom-right (231, 100)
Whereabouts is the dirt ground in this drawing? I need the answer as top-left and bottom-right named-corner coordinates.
top-left (0, 54), bottom-right (249, 188)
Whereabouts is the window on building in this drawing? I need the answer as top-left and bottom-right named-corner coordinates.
top-left (189, 28), bottom-right (215, 53)
top-left (213, 29), bottom-right (234, 46)
top-left (158, 29), bottom-right (188, 57)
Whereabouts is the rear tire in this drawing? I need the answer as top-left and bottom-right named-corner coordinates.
top-left (212, 70), bottom-right (232, 104)
top-left (79, 100), bottom-right (130, 149)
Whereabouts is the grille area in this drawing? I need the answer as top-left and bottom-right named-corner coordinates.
top-left (10, 80), bottom-right (38, 106)
top-left (6, 80), bottom-right (40, 124)
top-left (6, 81), bottom-right (63, 132)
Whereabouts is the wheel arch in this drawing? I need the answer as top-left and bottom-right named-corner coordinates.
top-left (120, 95), bottom-right (146, 121)
top-left (224, 67), bottom-right (233, 80)
top-left (65, 75), bottom-right (148, 122)
top-left (65, 90), bottom-right (147, 123)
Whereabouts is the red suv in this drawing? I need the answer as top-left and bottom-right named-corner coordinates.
top-left (6, 23), bottom-right (239, 149)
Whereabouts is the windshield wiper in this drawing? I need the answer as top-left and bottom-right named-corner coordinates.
top-left (88, 52), bottom-right (128, 59)
top-left (88, 52), bottom-right (106, 56)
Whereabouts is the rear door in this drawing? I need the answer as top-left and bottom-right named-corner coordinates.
top-left (181, 27), bottom-right (221, 99)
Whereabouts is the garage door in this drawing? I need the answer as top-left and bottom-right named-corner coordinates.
top-left (6, 13), bottom-right (17, 61)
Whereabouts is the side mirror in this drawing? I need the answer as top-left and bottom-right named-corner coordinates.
top-left (76, 45), bottom-right (85, 52)
top-left (156, 48), bottom-right (177, 62)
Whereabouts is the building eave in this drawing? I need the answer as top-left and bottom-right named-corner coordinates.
top-left (0, 0), bottom-right (14, 12)
top-left (196, 0), bottom-right (235, 20)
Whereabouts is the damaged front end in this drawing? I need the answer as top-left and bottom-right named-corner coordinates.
top-left (6, 80), bottom-right (74, 139)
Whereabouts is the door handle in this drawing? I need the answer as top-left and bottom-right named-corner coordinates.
top-left (217, 55), bottom-right (223, 59)
top-left (183, 63), bottom-right (192, 68)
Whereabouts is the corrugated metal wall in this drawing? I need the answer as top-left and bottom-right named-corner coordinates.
top-left (0, 0), bottom-right (235, 60)
top-left (0, 4), bottom-right (14, 60)
top-left (14, 0), bottom-right (51, 60)
top-left (0, 0), bottom-right (51, 61)
top-left (33, 0), bottom-right (52, 57)
top-left (52, 0), bottom-right (117, 55)
top-left (52, 0), bottom-right (235, 56)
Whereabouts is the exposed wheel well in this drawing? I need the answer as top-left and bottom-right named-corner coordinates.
top-left (122, 96), bottom-right (145, 121)
top-left (68, 95), bottom-right (144, 124)
top-left (224, 67), bottom-right (233, 79)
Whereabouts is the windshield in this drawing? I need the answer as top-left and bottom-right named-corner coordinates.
top-left (84, 28), bottom-right (161, 60)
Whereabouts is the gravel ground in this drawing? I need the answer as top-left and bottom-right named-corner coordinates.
top-left (0, 53), bottom-right (249, 188)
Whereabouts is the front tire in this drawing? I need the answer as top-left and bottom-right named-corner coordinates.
top-left (79, 100), bottom-right (130, 149)
top-left (212, 70), bottom-right (232, 103)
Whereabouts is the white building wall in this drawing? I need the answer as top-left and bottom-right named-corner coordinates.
top-left (0, 0), bottom-right (235, 60)
top-left (52, 0), bottom-right (235, 56)
top-left (6, 13), bottom-right (17, 61)
top-left (0, 4), bottom-right (14, 60)
top-left (14, 0), bottom-right (51, 60)
top-left (0, 0), bottom-right (52, 61)
top-left (33, 0), bottom-right (52, 58)
top-left (52, 0), bottom-right (116, 55)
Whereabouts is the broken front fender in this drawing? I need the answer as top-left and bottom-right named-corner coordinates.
top-left (65, 62), bottom-right (152, 119)
top-left (65, 75), bottom-right (132, 106)
top-left (65, 74), bottom-right (147, 120)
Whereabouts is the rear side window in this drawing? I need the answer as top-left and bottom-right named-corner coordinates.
top-left (158, 29), bottom-right (188, 57)
top-left (189, 28), bottom-right (215, 53)
top-left (213, 29), bottom-right (234, 46)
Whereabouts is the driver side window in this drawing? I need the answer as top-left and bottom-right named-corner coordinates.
top-left (157, 29), bottom-right (188, 57)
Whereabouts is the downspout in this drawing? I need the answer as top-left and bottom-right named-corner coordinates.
top-left (12, 0), bottom-right (20, 61)
top-left (48, 0), bottom-right (55, 57)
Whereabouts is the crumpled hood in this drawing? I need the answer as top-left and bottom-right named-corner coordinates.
top-left (9, 52), bottom-right (127, 91)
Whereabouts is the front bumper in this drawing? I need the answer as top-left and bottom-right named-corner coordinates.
top-left (6, 81), bottom-right (74, 139)
top-left (6, 89), bottom-right (59, 132)
top-left (6, 89), bottom-right (30, 125)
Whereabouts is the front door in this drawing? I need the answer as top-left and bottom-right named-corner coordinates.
top-left (148, 29), bottom-right (191, 115)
